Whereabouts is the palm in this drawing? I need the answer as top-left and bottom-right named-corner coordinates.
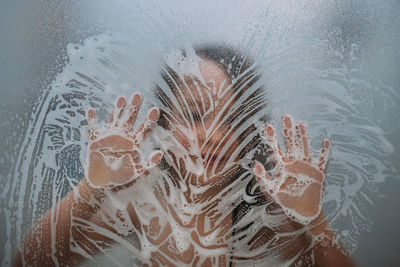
top-left (254, 115), bottom-right (331, 225)
top-left (86, 93), bottom-right (163, 188)
top-left (88, 135), bottom-right (136, 186)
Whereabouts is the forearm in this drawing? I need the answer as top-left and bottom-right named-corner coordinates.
top-left (14, 179), bottom-right (107, 266)
top-left (307, 243), bottom-right (354, 267)
top-left (300, 213), bottom-right (355, 267)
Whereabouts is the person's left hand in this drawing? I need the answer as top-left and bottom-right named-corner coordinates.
top-left (253, 115), bottom-right (331, 225)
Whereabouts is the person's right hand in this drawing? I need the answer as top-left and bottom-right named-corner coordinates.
top-left (85, 93), bottom-right (163, 188)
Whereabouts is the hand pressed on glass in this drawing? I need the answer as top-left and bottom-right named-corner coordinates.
top-left (86, 93), bottom-right (163, 188)
top-left (253, 115), bottom-right (331, 225)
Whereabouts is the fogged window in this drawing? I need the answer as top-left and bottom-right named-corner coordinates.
top-left (1, 1), bottom-right (400, 266)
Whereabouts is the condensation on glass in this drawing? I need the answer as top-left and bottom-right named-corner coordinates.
top-left (1, 1), bottom-right (400, 266)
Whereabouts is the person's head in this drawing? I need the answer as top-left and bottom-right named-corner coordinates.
top-left (155, 44), bottom-right (266, 186)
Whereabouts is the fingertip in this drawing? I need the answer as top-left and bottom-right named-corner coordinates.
top-left (253, 161), bottom-right (265, 176)
top-left (117, 96), bottom-right (127, 108)
top-left (323, 138), bottom-right (331, 149)
top-left (148, 107), bottom-right (160, 121)
top-left (87, 108), bottom-right (96, 119)
top-left (264, 124), bottom-right (274, 137)
top-left (151, 150), bottom-right (163, 164)
top-left (131, 93), bottom-right (143, 106)
top-left (282, 115), bottom-right (292, 128)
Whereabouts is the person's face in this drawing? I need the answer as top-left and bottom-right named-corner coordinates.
top-left (171, 59), bottom-right (240, 184)
top-left (198, 59), bottom-right (230, 96)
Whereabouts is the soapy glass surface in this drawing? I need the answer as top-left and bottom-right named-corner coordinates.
top-left (3, 2), bottom-right (400, 263)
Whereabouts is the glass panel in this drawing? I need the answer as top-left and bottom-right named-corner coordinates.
top-left (1, 1), bottom-right (399, 266)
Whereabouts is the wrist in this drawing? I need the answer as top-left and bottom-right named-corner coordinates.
top-left (309, 211), bottom-right (334, 237)
top-left (73, 178), bottom-right (107, 213)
